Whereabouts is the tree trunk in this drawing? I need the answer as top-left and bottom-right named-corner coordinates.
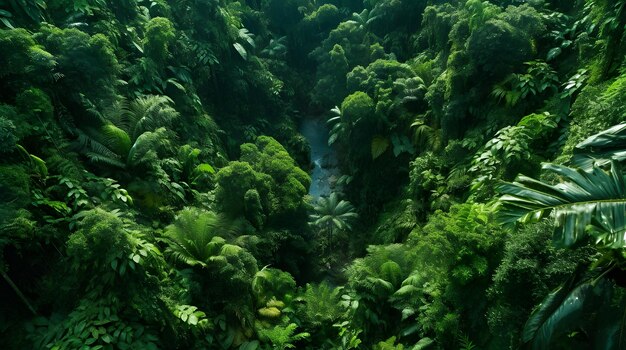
top-left (0, 268), bottom-right (37, 315)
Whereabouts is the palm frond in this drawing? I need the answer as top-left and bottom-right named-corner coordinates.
top-left (84, 152), bottom-right (126, 168)
top-left (310, 193), bottom-right (358, 232)
top-left (127, 128), bottom-right (170, 166)
top-left (99, 97), bottom-right (130, 127)
top-left (572, 123), bottom-right (626, 169)
top-left (522, 273), bottom-right (615, 349)
top-left (410, 120), bottom-right (441, 152)
top-left (497, 162), bottom-right (626, 247)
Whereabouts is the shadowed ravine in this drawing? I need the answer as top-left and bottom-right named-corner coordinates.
top-left (299, 117), bottom-right (339, 198)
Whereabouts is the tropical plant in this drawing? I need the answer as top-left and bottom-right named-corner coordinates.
top-left (77, 95), bottom-right (178, 169)
top-left (252, 266), bottom-right (295, 310)
top-left (497, 123), bottom-right (626, 348)
top-left (332, 320), bottom-right (363, 350)
top-left (297, 282), bottom-right (343, 328)
top-left (486, 220), bottom-right (596, 348)
top-left (491, 61), bottom-right (560, 107)
top-left (0, 0), bottom-right (47, 28)
top-left (309, 192), bottom-right (358, 253)
top-left (233, 27), bottom-right (256, 61)
top-left (119, 95), bottom-right (179, 143)
top-left (570, 122), bottom-right (626, 169)
top-left (163, 207), bottom-right (248, 267)
top-left (238, 136), bottom-right (311, 223)
top-left (260, 36), bottom-right (287, 59)
top-left (257, 322), bottom-right (310, 349)
top-left (328, 105), bottom-right (348, 146)
top-left (470, 112), bottom-right (558, 198)
top-left (394, 76), bottom-right (427, 112)
top-left (410, 115), bottom-right (441, 154)
top-left (498, 161), bottom-right (626, 248)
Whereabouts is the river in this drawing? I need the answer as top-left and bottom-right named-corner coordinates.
top-left (299, 117), bottom-right (340, 198)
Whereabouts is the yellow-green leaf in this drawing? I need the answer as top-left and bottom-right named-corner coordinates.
top-left (371, 136), bottom-right (389, 159)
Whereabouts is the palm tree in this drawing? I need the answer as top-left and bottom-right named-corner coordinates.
top-left (163, 207), bottom-right (259, 333)
top-left (310, 193), bottom-right (358, 254)
top-left (497, 123), bottom-right (626, 349)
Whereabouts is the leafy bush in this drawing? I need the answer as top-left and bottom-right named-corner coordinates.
top-left (486, 221), bottom-right (595, 348)
top-left (0, 117), bottom-right (17, 154)
top-left (0, 165), bottom-right (30, 222)
top-left (0, 28), bottom-right (55, 79)
top-left (239, 136), bottom-right (311, 225)
top-left (144, 17), bottom-right (176, 64)
top-left (466, 19), bottom-right (533, 81)
top-left (216, 161), bottom-right (271, 219)
top-left (37, 25), bottom-right (119, 103)
top-left (405, 204), bottom-right (506, 347)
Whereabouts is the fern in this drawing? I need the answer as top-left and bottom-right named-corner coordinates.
top-left (163, 207), bottom-right (248, 267)
top-left (47, 153), bottom-right (84, 179)
top-left (75, 129), bottom-right (126, 168)
top-left (125, 95), bottom-right (179, 141)
top-left (299, 282), bottom-right (343, 326)
top-left (458, 333), bottom-right (476, 350)
top-left (257, 323), bottom-right (310, 350)
top-left (100, 124), bottom-right (131, 155)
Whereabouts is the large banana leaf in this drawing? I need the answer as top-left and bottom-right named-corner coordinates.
top-left (571, 123), bottom-right (626, 169)
top-left (522, 274), bottom-right (617, 350)
top-left (523, 280), bottom-right (591, 349)
top-left (497, 162), bottom-right (626, 247)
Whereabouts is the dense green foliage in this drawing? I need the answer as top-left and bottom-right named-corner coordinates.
top-left (1, 0), bottom-right (626, 349)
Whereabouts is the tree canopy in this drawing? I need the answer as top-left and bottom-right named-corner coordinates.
top-left (1, 0), bottom-right (626, 349)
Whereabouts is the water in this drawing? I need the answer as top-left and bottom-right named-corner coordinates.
top-left (299, 117), bottom-right (339, 198)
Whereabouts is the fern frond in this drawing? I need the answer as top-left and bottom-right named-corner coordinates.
top-left (126, 95), bottom-right (179, 141)
top-left (163, 208), bottom-right (231, 266)
top-left (85, 152), bottom-right (126, 168)
top-left (100, 124), bottom-right (131, 155)
top-left (103, 97), bottom-right (130, 126)
top-left (74, 129), bottom-right (126, 168)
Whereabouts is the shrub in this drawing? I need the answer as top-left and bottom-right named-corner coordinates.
top-left (0, 117), bottom-right (17, 154)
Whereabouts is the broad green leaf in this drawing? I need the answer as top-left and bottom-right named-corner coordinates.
top-left (239, 341), bottom-right (260, 350)
top-left (572, 123), bottom-right (626, 169)
top-left (0, 17), bottom-right (14, 29)
top-left (522, 275), bottom-right (601, 349)
top-left (233, 43), bottom-right (248, 60)
top-left (195, 163), bottom-right (215, 174)
top-left (412, 338), bottom-right (434, 350)
top-left (497, 162), bottom-right (626, 247)
top-left (371, 136), bottom-right (389, 159)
